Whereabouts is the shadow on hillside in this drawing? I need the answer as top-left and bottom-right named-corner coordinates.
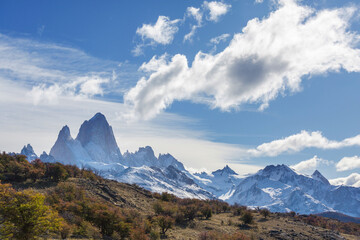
top-left (11, 180), bottom-right (58, 190)
top-left (238, 224), bottom-right (252, 230)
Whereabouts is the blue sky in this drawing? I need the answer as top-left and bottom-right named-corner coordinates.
top-left (1, 0), bottom-right (360, 182)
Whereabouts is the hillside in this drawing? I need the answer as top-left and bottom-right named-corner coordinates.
top-left (20, 112), bottom-right (360, 218)
top-left (1, 153), bottom-right (359, 239)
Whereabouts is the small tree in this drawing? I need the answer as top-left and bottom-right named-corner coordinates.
top-left (0, 183), bottom-right (62, 240)
top-left (201, 206), bottom-right (212, 220)
top-left (260, 208), bottom-right (270, 219)
top-left (240, 211), bottom-right (253, 225)
top-left (156, 216), bottom-right (174, 235)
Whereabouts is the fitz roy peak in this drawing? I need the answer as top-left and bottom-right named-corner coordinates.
top-left (21, 112), bottom-right (360, 218)
top-left (76, 113), bottom-right (123, 163)
top-left (49, 113), bottom-right (123, 166)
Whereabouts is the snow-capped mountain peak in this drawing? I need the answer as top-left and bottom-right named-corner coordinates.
top-left (58, 125), bottom-right (73, 141)
top-left (76, 112), bottom-right (123, 163)
top-left (20, 144), bottom-right (38, 161)
top-left (158, 153), bottom-right (186, 171)
top-left (257, 164), bottom-right (297, 182)
top-left (312, 170), bottom-right (330, 185)
top-left (212, 165), bottom-right (237, 176)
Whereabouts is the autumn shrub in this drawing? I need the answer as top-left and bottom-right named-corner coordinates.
top-left (260, 208), bottom-right (270, 219)
top-left (240, 211), bottom-right (253, 225)
top-left (232, 205), bottom-right (248, 216)
top-left (0, 183), bottom-right (62, 239)
top-left (155, 215), bottom-right (174, 235)
top-left (200, 205), bottom-right (213, 219)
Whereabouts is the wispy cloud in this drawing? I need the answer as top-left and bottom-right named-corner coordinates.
top-left (125, 0), bottom-right (360, 120)
top-left (0, 33), bottom-right (140, 103)
top-left (184, 7), bottom-right (203, 42)
top-left (184, 1), bottom-right (231, 42)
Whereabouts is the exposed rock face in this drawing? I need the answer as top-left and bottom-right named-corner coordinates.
top-left (76, 112), bottom-right (123, 163)
top-left (49, 113), bottom-right (122, 166)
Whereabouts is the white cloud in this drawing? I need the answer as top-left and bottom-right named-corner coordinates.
top-left (0, 79), bottom-right (258, 173)
top-left (0, 34), bottom-right (259, 173)
top-left (187, 7), bottom-right (202, 24)
top-left (0, 34), bottom-right (139, 104)
top-left (291, 155), bottom-right (332, 173)
top-left (255, 0), bottom-right (264, 4)
top-left (27, 75), bottom-right (110, 105)
top-left (125, 0), bottom-right (360, 120)
top-left (336, 156), bottom-right (360, 171)
top-left (204, 1), bottom-right (231, 22)
top-left (248, 130), bottom-right (360, 157)
top-left (135, 16), bottom-right (181, 54)
top-left (210, 33), bottom-right (230, 45)
top-left (330, 173), bottom-right (360, 187)
top-left (184, 7), bottom-right (203, 42)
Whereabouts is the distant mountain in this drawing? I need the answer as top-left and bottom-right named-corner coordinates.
top-left (113, 165), bottom-right (214, 199)
top-left (193, 165), bottom-right (242, 199)
top-left (18, 113), bottom-right (360, 218)
top-left (20, 144), bottom-right (38, 161)
top-left (123, 146), bottom-right (185, 171)
top-left (225, 165), bottom-right (360, 217)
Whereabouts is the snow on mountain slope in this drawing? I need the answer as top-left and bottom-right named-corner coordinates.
top-left (227, 164), bottom-right (360, 217)
top-left (123, 146), bottom-right (185, 170)
top-left (193, 165), bottom-right (242, 199)
top-left (49, 125), bottom-right (93, 166)
top-left (112, 165), bottom-right (214, 199)
top-left (311, 170), bottom-right (330, 185)
top-left (122, 146), bottom-right (158, 167)
top-left (20, 144), bottom-right (38, 161)
top-left (330, 173), bottom-right (360, 188)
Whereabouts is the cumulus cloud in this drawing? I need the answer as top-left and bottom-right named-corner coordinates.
top-left (248, 130), bottom-right (360, 157)
top-left (134, 16), bottom-right (181, 55)
top-left (336, 156), bottom-right (360, 171)
top-left (204, 1), bottom-right (231, 22)
top-left (255, 0), bottom-right (264, 4)
top-left (136, 16), bottom-right (180, 45)
top-left (125, 0), bottom-right (360, 120)
top-left (330, 173), bottom-right (360, 187)
top-left (291, 155), bottom-right (332, 173)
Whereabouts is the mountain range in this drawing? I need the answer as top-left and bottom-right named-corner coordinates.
top-left (18, 113), bottom-right (360, 218)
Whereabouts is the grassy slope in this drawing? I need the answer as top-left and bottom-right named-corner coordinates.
top-left (13, 177), bottom-right (358, 240)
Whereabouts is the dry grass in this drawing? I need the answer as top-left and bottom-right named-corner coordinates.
top-left (18, 178), bottom-right (357, 240)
